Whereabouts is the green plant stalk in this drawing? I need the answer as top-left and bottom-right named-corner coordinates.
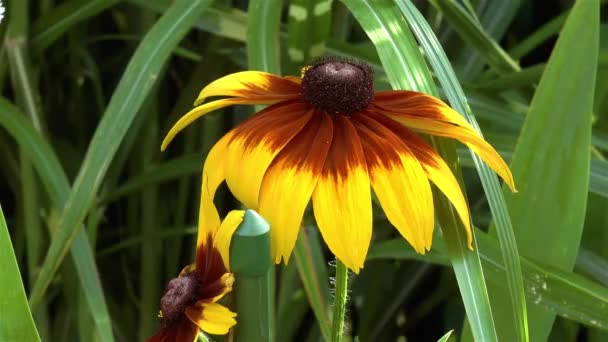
top-left (5, 1), bottom-right (48, 339)
top-left (133, 10), bottom-right (163, 338)
top-left (138, 93), bottom-right (162, 338)
top-left (331, 259), bottom-right (348, 342)
top-left (231, 210), bottom-right (274, 342)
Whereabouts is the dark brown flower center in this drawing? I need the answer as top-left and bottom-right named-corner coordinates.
top-left (159, 272), bottom-right (201, 324)
top-left (301, 57), bottom-right (374, 115)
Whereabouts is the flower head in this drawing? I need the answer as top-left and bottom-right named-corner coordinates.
top-left (147, 210), bottom-right (244, 342)
top-left (162, 57), bottom-right (515, 273)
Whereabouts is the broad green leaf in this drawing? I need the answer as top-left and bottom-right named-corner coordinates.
top-left (487, 0), bottom-right (598, 340)
top-left (28, 0), bottom-right (213, 310)
top-left (340, 0), bottom-right (498, 340)
top-left (0, 205), bottom-right (41, 342)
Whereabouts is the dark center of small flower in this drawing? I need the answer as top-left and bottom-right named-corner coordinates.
top-left (301, 57), bottom-right (374, 115)
top-left (159, 272), bottom-right (201, 324)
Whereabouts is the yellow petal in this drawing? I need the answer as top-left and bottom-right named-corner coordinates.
top-left (224, 101), bottom-right (313, 209)
top-left (312, 115), bottom-right (372, 273)
top-left (197, 132), bottom-right (233, 248)
top-left (374, 91), bottom-right (515, 191)
top-left (367, 111), bottom-right (472, 249)
top-left (162, 98), bottom-right (274, 151)
top-left (196, 71), bottom-right (302, 105)
top-left (213, 210), bottom-right (245, 270)
top-left (186, 302), bottom-right (236, 336)
top-left (355, 112), bottom-right (434, 252)
top-left (259, 113), bottom-right (333, 264)
top-left (405, 131), bottom-right (472, 248)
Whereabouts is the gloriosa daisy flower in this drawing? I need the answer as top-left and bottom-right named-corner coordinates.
top-left (147, 210), bottom-right (244, 342)
top-left (161, 57), bottom-right (515, 273)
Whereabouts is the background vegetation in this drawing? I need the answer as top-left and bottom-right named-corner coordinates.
top-left (0, 0), bottom-right (606, 341)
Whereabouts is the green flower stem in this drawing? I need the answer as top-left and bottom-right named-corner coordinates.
top-left (230, 210), bottom-right (274, 342)
top-left (331, 259), bottom-right (349, 342)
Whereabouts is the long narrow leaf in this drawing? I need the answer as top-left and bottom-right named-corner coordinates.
top-left (396, 2), bottom-right (529, 342)
top-left (340, 1), bottom-right (498, 340)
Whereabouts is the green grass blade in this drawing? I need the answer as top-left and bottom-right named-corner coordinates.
top-left (429, 0), bottom-right (520, 73)
top-left (247, 0), bottom-right (282, 74)
top-left (0, 98), bottom-right (115, 342)
top-left (340, 1), bottom-right (498, 340)
top-left (437, 330), bottom-right (454, 342)
top-left (396, 2), bottom-right (529, 342)
top-left (70, 232), bottom-right (114, 341)
top-left (487, 0), bottom-right (599, 340)
top-left (100, 153), bottom-right (203, 204)
top-left (293, 228), bottom-right (331, 340)
top-left (128, 0), bottom-right (248, 43)
top-left (276, 262), bottom-right (309, 342)
top-left (0, 204), bottom-right (41, 342)
top-left (286, 0), bottom-right (332, 72)
top-left (30, 0), bottom-right (120, 53)
top-left (368, 232), bottom-right (608, 330)
top-left (28, 0), bottom-right (213, 310)
top-left (468, 64), bottom-right (545, 90)
top-left (508, 10), bottom-right (568, 60)
top-left (456, 1), bottom-right (522, 77)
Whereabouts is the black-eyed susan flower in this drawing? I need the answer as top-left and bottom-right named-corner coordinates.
top-left (147, 210), bottom-right (244, 342)
top-left (161, 57), bottom-right (515, 273)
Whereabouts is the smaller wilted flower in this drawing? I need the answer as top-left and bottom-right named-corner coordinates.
top-left (147, 210), bottom-right (244, 342)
